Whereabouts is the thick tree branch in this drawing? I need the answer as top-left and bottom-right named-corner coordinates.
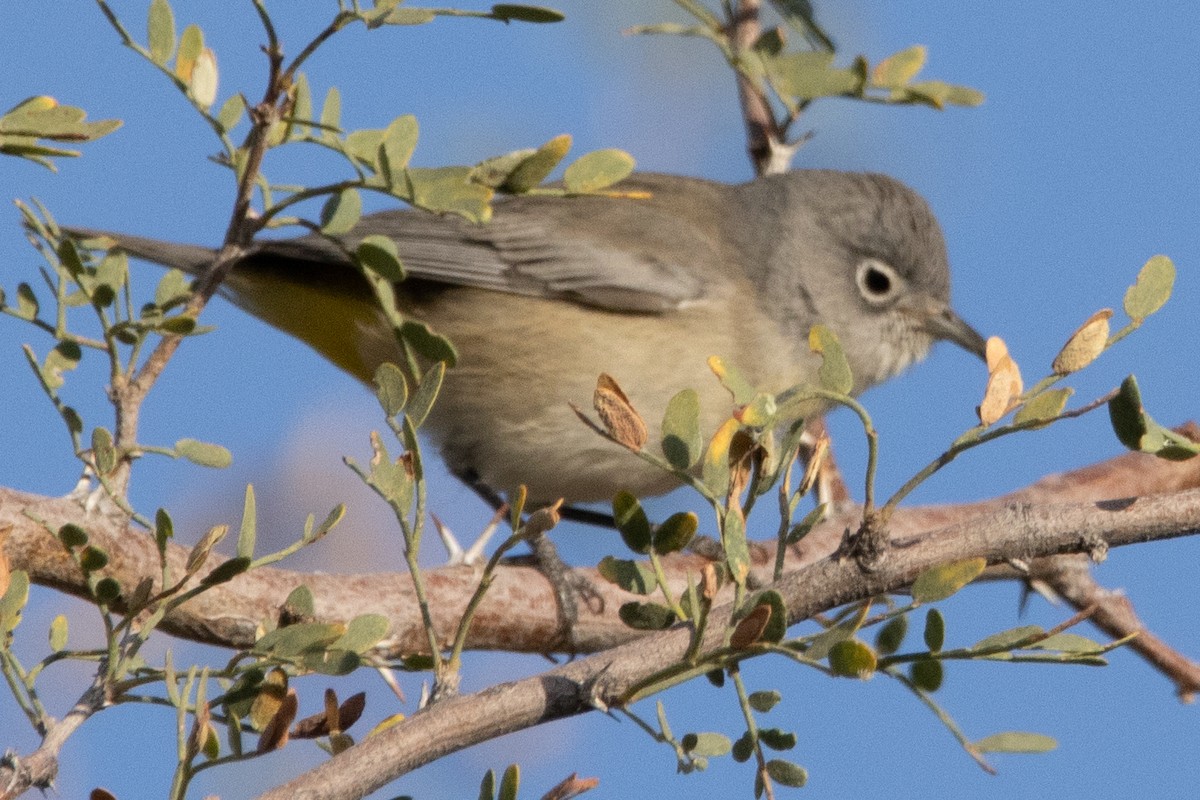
top-left (252, 477), bottom-right (1200, 800)
top-left (3, 437), bottom-right (1200, 658)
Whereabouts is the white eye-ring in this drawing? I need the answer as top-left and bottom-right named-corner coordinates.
top-left (855, 258), bottom-right (902, 306)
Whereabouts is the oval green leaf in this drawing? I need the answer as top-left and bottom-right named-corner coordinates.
top-left (974, 731), bottom-right (1057, 754)
top-left (661, 388), bottom-right (702, 470)
top-left (176, 438), bottom-right (233, 469)
top-left (923, 607), bottom-right (945, 652)
top-left (911, 557), bottom-right (986, 603)
top-left (653, 511), bottom-right (698, 554)
top-left (321, 188), bottom-right (362, 236)
top-left (828, 639), bottom-right (877, 678)
top-left (910, 657), bottom-right (944, 691)
top-left (612, 490), bottom-right (651, 554)
top-left (562, 148), bottom-right (635, 193)
top-left (1123, 254), bottom-right (1174, 323)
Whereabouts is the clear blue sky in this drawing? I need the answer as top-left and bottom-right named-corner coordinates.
top-left (1, 2), bottom-right (1198, 798)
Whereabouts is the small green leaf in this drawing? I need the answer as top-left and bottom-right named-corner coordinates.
top-left (93, 577), bottom-right (121, 604)
top-left (910, 657), bottom-right (943, 691)
top-left (681, 732), bottom-right (732, 757)
top-left (405, 360), bottom-right (445, 429)
top-left (618, 601), bottom-right (676, 630)
top-left (58, 523), bottom-right (89, 549)
top-left (661, 388), bottom-right (702, 470)
top-left (765, 759), bottom-right (807, 788)
top-left (786, 503), bottom-right (827, 545)
top-left (828, 639), bottom-right (877, 678)
top-left (237, 484), bottom-right (256, 560)
top-left (254, 621), bottom-right (346, 658)
top-left (79, 545), bottom-right (109, 572)
top-left (1034, 632), bottom-right (1103, 653)
top-left (562, 148), bottom-right (635, 193)
top-left (48, 614), bottom-right (68, 651)
top-left (612, 491), bottom-right (651, 554)
top-left (707, 355), bottom-right (755, 404)
top-left (379, 114), bottom-right (418, 179)
top-left (871, 45), bottom-right (926, 88)
top-left (306, 504), bottom-right (345, 544)
top-left (319, 87), bottom-right (341, 136)
top-left (722, 511), bottom-right (750, 585)
top-left (154, 508), bottom-right (174, 556)
top-left (808, 325), bottom-right (853, 394)
top-left (923, 608), bottom-right (945, 652)
top-left (175, 23), bottom-right (203, 79)
top-left (490, 4), bottom-right (565, 23)
top-left (875, 614), bottom-right (908, 655)
top-left (974, 732), bottom-right (1057, 754)
top-left (498, 764), bottom-right (520, 800)
top-left (1123, 255), bottom-right (1174, 323)
top-left (731, 731), bottom-right (753, 762)
top-left (766, 50), bottom-right (862, 101)
top-left (155, 268), bottom-right (191, 309)
top-left (398, 319), bottom-right (458, 367)
top-left (0, 571), bottom-right (30, 634)
top-left (356, 234), bottom-right (405, 283)
top-left (758, 728), bottom-right (797, 751)
top-left (283, 585), bottom-right (316, 621)
top-left (1014, 387), bottom-right (1073, 429)
top-left (147, 0), bottom-right (177, 65)
top-left (1108, 375), bottom-right (1200, 460)
top-left (14, 283), bottom-right (39, 320)
top-left (176, 438), bottom-right (233, 468)
top-left (653, 511), bottom-right (698, 554)
top-left (373, 362), bottom-right (409, 417)
top-left (748, 690), bottom-right (781, 713)
top-left (216, 93), bottom-right (245, 133)
top-left (911, 557), bottom-right (986, 603)
top-left (92, 427), bottom-right (117, 475)
top-left (500, 134), bottom-right (571, 193)
top-left (972, 625), bottom-right (1044, 652)
top-left (478, 769), bottom-right (496, 800)
top-left (320, 188), bottom-right (362, 235)
top-left (200, 557), bottom-right (251, 586)
top-left (597, 556), bottom-right (657, 595)
top-left (1108, 375), bottom-right (1146, 451)
top-left (334, 614), bottom-right (390, 654)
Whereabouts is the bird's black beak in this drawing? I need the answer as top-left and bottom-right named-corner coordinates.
top-left (924, 304), bottom-right (988, 361)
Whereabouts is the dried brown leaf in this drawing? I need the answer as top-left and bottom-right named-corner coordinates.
top-left (1052, 309), bottom-right (1112, 375)
top-left (593, 373), bottom-right (647, 451)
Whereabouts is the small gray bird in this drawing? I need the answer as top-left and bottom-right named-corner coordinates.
top-left (72, 171), bottom-right (986, 507)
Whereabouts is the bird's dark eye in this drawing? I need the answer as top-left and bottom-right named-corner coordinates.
top-left (856, 258), bottom-right (901, 305)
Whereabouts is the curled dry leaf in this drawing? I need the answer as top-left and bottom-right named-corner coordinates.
top-left (1052, 309), bottom-right (1112, 375)
top-left (701, 562), bottom-right (719, 601)
top-left (730, 603), bottom-right (772, 650)
top-left (542, 773), bottom-right (601, 800)
top-left (593, 373), bottom-right (648, 451)
top-left (978, 337), bottom-right (1023, 426)
top-left (257, 689), bottom-right (299, 753)
top-left (796, 430), bottom-right (830, 496)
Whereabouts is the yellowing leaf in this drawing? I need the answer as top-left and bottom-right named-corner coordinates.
top-left (872, 45), bottom-right (926, 88)
top-left (1052, 309), bottom-right (1111, 375)
top-left (189, 48), bottom-right (219, 110)
top-left (912, 557), bottom-right (986, 603)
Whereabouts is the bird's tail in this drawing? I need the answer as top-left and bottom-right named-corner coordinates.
top-left (64, 228), bottom-right (218, 276)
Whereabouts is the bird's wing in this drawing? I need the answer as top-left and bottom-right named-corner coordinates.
top-left (262, 194), bottom-right (711, 314)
